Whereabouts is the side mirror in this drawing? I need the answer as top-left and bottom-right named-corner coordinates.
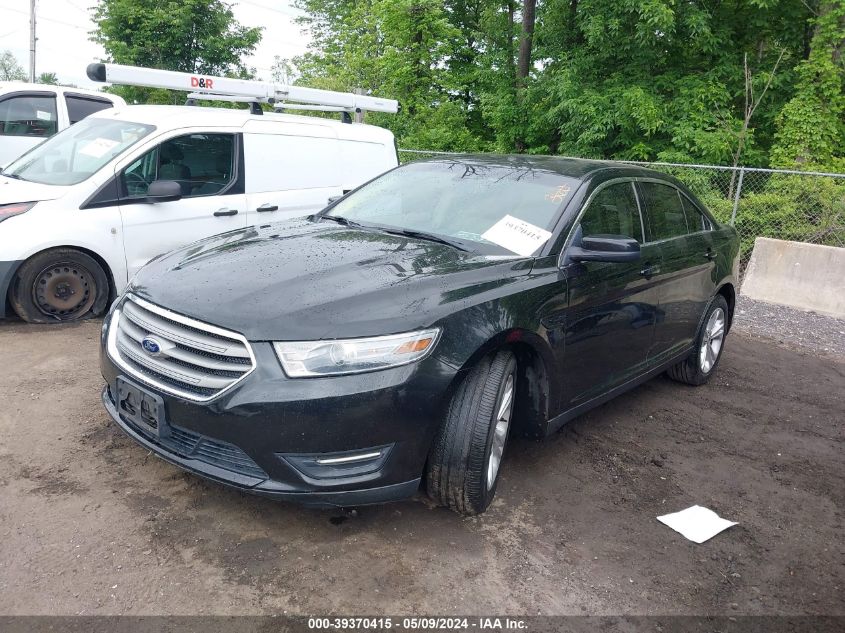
top-left (327, 195), bottom-right (343, 205)
top-left (146, 180), bottom-right (182, 203)
top-left (568, 235), bottom-right (641, 263)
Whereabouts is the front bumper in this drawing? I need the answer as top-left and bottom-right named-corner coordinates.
top-left (0, 260), bottom-right (21, 318)
top-left (100, 323), bottom-right (456, 508)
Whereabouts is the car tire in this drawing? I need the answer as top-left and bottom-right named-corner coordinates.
top-left (9, 248), bottom-right (110, 324)
top-left (666, 294), bottom-right (729, 386)
top-left (425, 349), bottom-right (517, 515)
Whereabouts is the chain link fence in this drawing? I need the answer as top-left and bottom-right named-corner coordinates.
top-left (398, 149), bottom-right (845, 265)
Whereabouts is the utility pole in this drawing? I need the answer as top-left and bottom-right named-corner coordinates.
top-left (29, 0), bottom-right (36, 82)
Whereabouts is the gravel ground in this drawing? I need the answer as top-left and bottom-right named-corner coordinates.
top-left (0, 313), bottom-right (842, 617)
top-left (733, 296), bottom-right (845, 358)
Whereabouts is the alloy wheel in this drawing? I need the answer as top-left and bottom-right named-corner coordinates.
top-left (486, 371), bottom-right (515, 490)
top-left (699, 307), bottom-right (726, 374)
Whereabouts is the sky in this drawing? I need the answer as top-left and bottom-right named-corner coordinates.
top-left (0, 0), bottom-right (312, 89)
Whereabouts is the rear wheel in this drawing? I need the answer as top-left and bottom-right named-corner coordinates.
top-left (667, 294), bottom-right (729, 386)
top-left (10, 248), bottom-right (110, 323)
top-left (425, 349), bottom-right (517, 515)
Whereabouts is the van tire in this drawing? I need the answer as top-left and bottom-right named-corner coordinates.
top-left (10, 248), bottom-right (110, 323)
top-left (425, 349), bottom-right (517, 516)
top-left (667, 294), bottom-right (729, 386)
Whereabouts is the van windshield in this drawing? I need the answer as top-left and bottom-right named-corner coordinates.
top-left (3, 118), bottom-right (155, 186)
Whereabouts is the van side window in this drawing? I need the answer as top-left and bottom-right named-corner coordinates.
top-left (580, 182), bottom-right (643, 243)
top-left (680, 195), bottom-right (713, 232)
top-left (122, 134), bottom-right (235, 199)
top-left (640, 182), bottom-right (688, 240)
top-left (0, 95), bottom-right (58, 137)
top-left (66, 95), bottom-right (114, 125)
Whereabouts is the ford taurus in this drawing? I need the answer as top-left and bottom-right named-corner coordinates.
top-left (100, 156), bottom-right (740, 515)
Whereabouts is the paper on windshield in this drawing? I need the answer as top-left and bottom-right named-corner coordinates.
top-left (36, 110), bottom-right (52, 121)
top-left (481, 215), bottom-right (552, 257)
top-left (79, 138), bottom-right (120, 159)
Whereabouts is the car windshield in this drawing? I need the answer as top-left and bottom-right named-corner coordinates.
top-left (3, 117), bottom-right (155, 186)
top-left (325, 160), bottom-right (580, 256)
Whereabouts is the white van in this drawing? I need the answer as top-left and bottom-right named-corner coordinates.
top-left (0, 104), bottom-right (398, 322)
top-left (0, 83), bottom-right (125, 166)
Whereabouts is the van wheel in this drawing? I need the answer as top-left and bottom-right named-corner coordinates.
top-left (667, 294), bottom-right (729, 386)
top-left (425, 349), bottom-right (517, 516)
top-left (10, 248), bottom-right (110, 323)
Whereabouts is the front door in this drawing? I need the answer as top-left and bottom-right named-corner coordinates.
top-left (558, 180), bottom-right (661, 408)
top-left (117, 132), bottom-right (246, 278)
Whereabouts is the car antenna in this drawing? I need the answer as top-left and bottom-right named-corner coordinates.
top-left (87, 63), bottom-right (398, 123)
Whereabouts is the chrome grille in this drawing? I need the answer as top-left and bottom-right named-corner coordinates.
top-left (107, 294), bottom-right (256, 401)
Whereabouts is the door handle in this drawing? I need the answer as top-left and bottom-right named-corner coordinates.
top-left (256, 204), bottom-right (278, 213)
top-left (214, 208), bottom-right (238, 217)
top-left (640, 265), bottom-right (660, 278)
top-left (703, 250), bottom-right (716, 260)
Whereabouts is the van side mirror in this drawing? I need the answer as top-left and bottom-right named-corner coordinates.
top-left (146, 180), bottom-right (182, 203)
top-left (568, 235), bottom-right (641, 263)
top-left (327, 195), bottom-right (343, 205)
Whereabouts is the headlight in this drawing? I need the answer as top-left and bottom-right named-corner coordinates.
top-left (0, 201), bottom-right (36, 223)
top-left (273, 328), bottom-right (441, 378)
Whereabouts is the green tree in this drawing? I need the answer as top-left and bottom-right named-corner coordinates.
top-left (37, 72), bottom-right (59, 85)
top-left (92, 0), bottom-right (261, 104)
top-left (294, 0), bottom-right (843, 169)
top-left (0, 50), bottom-right (26, 81)
top-left (771, 0), bottom-right (845, 171)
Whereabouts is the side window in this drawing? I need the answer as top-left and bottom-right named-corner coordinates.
top-left (0, 95), bottom-right (58, 137)
top-left (680, 195), bottom-right (712, 232)
top-left (122, 133), bottom-right (235, 199)
top-left (640, 182), bottom-right (688, 240)
top-left (579, 182), bottom-right (643, 243)
top-left (66, 95), bottom-right (114, 125)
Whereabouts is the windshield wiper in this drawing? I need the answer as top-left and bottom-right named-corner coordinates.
top-left (319, 214), bottom-right (366, 229)
top-left (375, 227), bottom-right (470, 252)
top-left (0, 171), bottom-right (22, 180)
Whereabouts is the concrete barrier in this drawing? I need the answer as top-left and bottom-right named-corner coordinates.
top-left (740, 237), bottom-right (845, 318)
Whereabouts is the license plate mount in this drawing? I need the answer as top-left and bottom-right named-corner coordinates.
top-left (116, 377), bottom-right (165, 437)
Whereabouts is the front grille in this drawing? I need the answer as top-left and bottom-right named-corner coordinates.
top-left (123, 414), bottom-right (267, 479)
top-left (109, 294), bottom-right (255, 401)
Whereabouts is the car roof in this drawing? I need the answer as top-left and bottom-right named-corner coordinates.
top-left (88, 104), bottom-right (395, 142)
top-left (414, 153), bottom-right (665, 181)
top-left (0, 82), bottom-right (125, 103)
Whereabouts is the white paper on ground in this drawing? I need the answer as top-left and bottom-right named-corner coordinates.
top-left (481, 214), bottom-right (552, 257)
top-left (656, 505), bottom-right (737, 544)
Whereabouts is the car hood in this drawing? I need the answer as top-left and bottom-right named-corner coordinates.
top-left (0, 175), bottom-right (69, 204)
top-left (130, 218), bottom-right (533, 341)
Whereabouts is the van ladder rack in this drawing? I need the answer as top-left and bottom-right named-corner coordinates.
top-left (87, 63), bottom-right (398, 123)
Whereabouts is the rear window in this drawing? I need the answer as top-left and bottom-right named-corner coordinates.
top-left (66, 95), bottom-right (114, 125)
top-left (640, 181), bottom-right (688, 241)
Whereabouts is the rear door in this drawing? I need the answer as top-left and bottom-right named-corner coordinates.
top-left (638, 180), bottom-right (716, 361)
top-left (242, 121), bottom-right (340, 224)
top-left (558, 180), bottom-right (661, 406)
top-left (117, 131), bottom-right (246, 277)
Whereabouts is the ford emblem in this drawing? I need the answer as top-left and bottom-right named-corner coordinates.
top-left (141, 337), bottom-right (162, 355)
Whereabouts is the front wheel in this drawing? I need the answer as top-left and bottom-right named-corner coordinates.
top-left (9, 248), bottom-right (110, 323)
top-left (667, 294), bottom-right (729, 386)
top-left (425, 349), bottom-right (517, 516)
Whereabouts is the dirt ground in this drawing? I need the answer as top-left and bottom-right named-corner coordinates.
top-left (0, 318), bottom-right (842, 616)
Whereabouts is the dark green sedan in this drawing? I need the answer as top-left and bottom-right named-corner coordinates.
top-left (100, 155), bottom-right (740, 515)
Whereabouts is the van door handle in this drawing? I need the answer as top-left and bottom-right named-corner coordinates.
top-left (703, 250), bottom-right (716, 260)
top-left (256, 204), bottom-right (278, 213)
top-left (214, 208), bottom-right (238, 217)
top-left (640, 264), bottom-right (660, 278)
